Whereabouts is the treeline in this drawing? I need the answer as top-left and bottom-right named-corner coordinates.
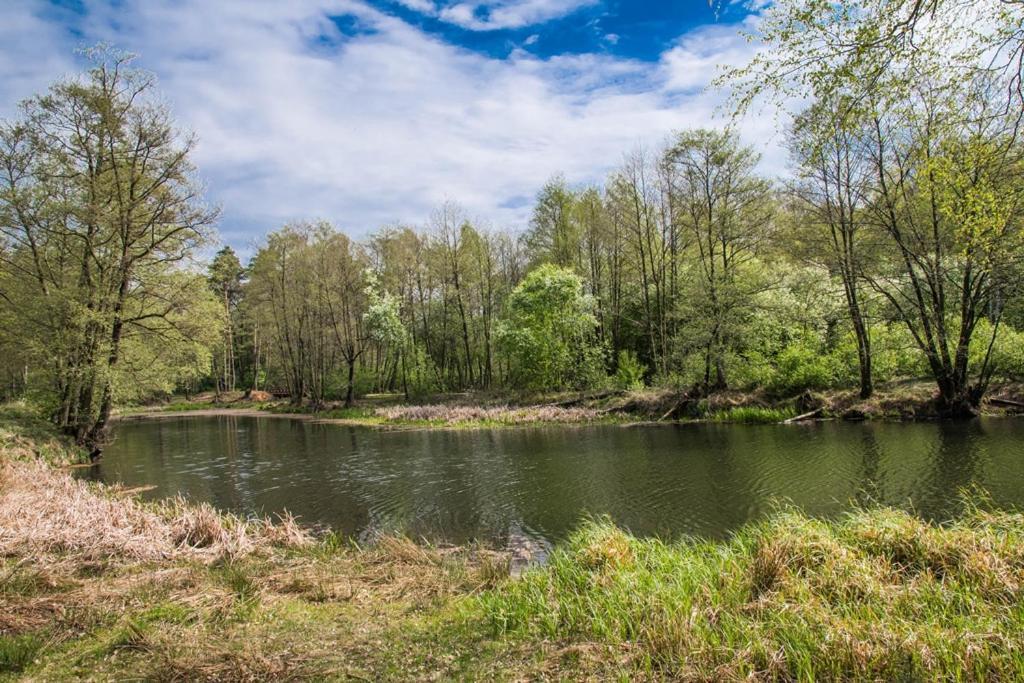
top-left (207, 105), bottom-right (1024, 416)
top-left (1, 1), bottom-right (1023, 452)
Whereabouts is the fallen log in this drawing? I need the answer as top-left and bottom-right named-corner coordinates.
top-left (115, 485), bottom-right (158, 497)
top-left (539, 389), bottom-right (625, 409)
top-left (782, 407), bottom-right (823, 424)
top-left (988, 397), bottom-right (1024, 409)
top-left (659, 395), bottom-right (691, 422)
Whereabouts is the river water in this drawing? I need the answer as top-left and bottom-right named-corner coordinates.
top-left (85, 415), bottom-right (1024, 547)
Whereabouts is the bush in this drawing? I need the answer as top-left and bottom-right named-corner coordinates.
top-left (613, 350), bottom-right (646, 390)
top-left (768, 337), bottom-right (838, 395)
top-left (970, 319), bottom-right (1024, 381)
top-left (497, 265), bottom-right (604, 391)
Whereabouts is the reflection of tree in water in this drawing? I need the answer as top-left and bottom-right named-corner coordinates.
top-left (853, 426), bottom-right (883, 507)
top-left (915, 420), bottom-right (985, 522)
top-left (219, 415), bottom-right (243, 511)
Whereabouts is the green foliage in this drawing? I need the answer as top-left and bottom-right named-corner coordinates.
top-left (0, 48), bottom-right (217, 445)
top-left (970, 320), bottom-right (1024, 381)
top-left (497, 264), bottom-right (604, 391)
top-left (363, 274), bottom-right (406, 348)
top-left (613, 350), bottom-right (646, 390)
top-left (768, 336), bottom-right (839, 395)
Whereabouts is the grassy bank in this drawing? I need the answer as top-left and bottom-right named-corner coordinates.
top-left (485, 510), bottom-right (1024, 679)
top-left (129, 381), bottom-right (1024, 430)
top-left (4, 407), bottom-right (1024, 680)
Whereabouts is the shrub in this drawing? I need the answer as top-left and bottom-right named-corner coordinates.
top-left (613, 350), bottom-right (646, 390)
top-left (497, 265), bottom-right (605, 391)
top-left (768, 337), bottom-right (837, 395)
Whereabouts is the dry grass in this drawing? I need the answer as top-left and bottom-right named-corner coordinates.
top-left (375, 403), bottom-right (602, 425)
top-left (0, 459), bottom-right (311, 564)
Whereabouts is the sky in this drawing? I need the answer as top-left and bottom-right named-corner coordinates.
top-left (0, 0), bottom-right (782, 251)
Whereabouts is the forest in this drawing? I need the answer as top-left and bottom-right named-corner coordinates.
top-left (1, 1), bottom-right (1023, 456)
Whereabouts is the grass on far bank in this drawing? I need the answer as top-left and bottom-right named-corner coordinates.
top-left (706, 405), bottom-right (800, 424)
top-left (135, 378), bottom-right (1024, 431)
top-left (259, 400), bottom-right (628, 430)
top-left (4, 402), bottom-right (1024, 680)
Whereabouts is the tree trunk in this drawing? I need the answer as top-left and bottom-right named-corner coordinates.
top-left (345, 356), bottom-right (356, 408)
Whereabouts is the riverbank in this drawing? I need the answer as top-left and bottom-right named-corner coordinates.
top-left (4, 404), bottom-right (1024, 680)
top-left (124, 380), bottom-right (1024, 430)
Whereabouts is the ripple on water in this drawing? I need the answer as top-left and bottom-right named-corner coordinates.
top-left (85, 416), bottom-right (1024, 545)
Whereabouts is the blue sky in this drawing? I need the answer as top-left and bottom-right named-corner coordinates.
top-left (365, 1), bottom-right (749, 61)
top-left (0, 0), bottom-right (779, 251)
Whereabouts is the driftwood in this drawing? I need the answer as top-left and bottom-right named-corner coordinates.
top-left (659, 395), bottom-right (692, 422)
top-left (988, 397), bottom-right (1024, 409)
top-left (115, 485), bottom-right (159, 497)
top-left (782, 407), bottom-right (823, 424)
top-left (539, 389), bottom-right (625, 409)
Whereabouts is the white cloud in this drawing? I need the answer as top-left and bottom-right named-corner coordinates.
top-left (389, 0), bottom-right (596, 31)
top-left (0, 1), bottom-right (77, 111)
top-left (395, 0), bottom-right (436, 12)
top-left (0, 0), bottom-right (782, 249)
top-left (436, 0), bottom-right (597, 30)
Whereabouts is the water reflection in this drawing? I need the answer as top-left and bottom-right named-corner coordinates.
top-left (86, 416), bottom-right (1024, 545)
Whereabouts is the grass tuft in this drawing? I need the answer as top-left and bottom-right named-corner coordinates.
top-left (0, 632), bottom-right (45, 673)
top-left (709, 405), bottom-right (799, 423)
top-left (480, 508), bottom-right (1024, 679)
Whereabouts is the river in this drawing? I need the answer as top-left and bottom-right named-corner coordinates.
top-left (84, 414), bottom-right (1024, 547)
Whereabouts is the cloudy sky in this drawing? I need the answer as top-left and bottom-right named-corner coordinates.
top-left (0, 0), bottom-right (781, 250)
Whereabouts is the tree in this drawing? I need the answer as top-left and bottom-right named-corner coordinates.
top-left (208, 246), bottom-right (244, 394)
top-left (861, 80), bottom-right (1024, 414)
top-left (721, 0), bottom-right (1023, 128)
top-left (0, 47), bottom-right (217, 455)
top-left (364, 272), bottom-right (410, 398)
top-left (787, 97), bottom-right (877, 398)
top-left (322, 232), bottom-right (367, 407)
top-left (246, 222), bottom-right (369, 408)
top-left (496, 264), bottom-right (603, 391)
top-left (665, 129), bottom-right (775, 391)
top-left (526, 175), bottom-right (581, 269)
top-left (607, 149), bottom-right (673, 377)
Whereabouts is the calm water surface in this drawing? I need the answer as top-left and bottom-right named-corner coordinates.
top-left (86, 415), bottom-right (1024, 546)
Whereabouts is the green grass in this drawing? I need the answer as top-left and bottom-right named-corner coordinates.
top-left (0, 401), bottom-right (84, 465)
top-left (162, 400), bottom-right (270, 412)
top-left (0, 633), bottom-right (45, 674)
top-left (163, 401), bottom-right (221, 412)
top-left (6, 497), bottom-right (1024, 680)
top-left (708, 405), bottom-right (799, 423)
top-left (480, 508), bottom-right (1024, 680)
